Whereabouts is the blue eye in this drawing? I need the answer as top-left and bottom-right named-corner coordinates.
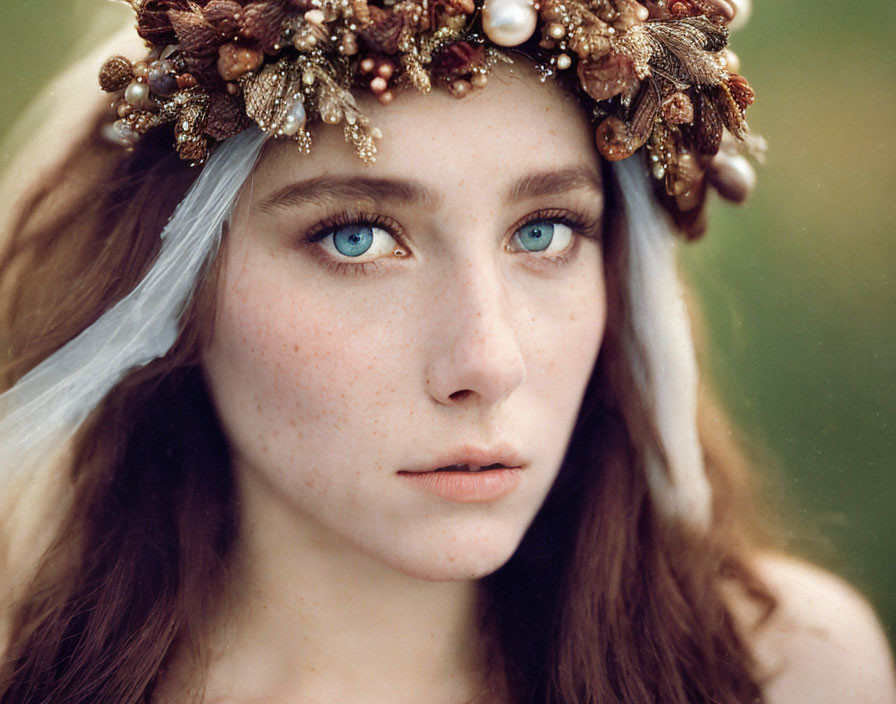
top-left (333, 224), bottom-right (374, 257)
top-left (516, 221), bottom-right (554, 252)
top-left (510, 219), bottom-right (574, 255)
top-left (318, 222), bottom-right (401, 262)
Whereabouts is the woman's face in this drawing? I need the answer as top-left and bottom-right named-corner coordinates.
top-left (203, 65), bottom-right (606, 581)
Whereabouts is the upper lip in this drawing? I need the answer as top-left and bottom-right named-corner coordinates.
top-left (399, 444), bottom-right (526, 474)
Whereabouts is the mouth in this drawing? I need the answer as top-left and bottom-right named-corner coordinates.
top-left (432, 463), bottom-right (511, 473)
top-left (401, 444), bottom-right (526, 476)
top-left (397, 447), bottom-right (525, 502)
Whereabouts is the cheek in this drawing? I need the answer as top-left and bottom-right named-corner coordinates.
top-left (203, 248), bottom-right (407, 471)
top-left (525, 251), bottom-right (607, 408)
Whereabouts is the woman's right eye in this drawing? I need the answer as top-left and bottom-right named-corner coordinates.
top-left (317, 223), bottom-right (403, 263)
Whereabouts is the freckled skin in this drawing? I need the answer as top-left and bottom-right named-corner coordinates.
top-left (203, 66), bottom-right (607, 582)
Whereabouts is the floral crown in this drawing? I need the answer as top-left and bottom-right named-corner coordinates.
top-left (100, 0), bottom-right (757, 233)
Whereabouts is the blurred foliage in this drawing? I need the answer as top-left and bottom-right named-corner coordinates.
top-left (680, 0), bottom-right (896, 641)
top-left (1, 0), bottom-right (894, 641)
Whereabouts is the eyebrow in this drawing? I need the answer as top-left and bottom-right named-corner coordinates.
top-left (254, 166), bottom-right (602, 214)
top-left (506, 166), bottom-right (603, 204)
top-left (255, 176), bottom-right (439, 213)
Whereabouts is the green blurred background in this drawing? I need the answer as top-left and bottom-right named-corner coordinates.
top-left (1, 1), bottom-right (893, 641)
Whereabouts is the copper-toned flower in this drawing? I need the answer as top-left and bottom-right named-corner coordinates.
top-left (205, 91), bottom-right (251, 140)
top-left (358, 6), bottom-right (407, 54)
top-left (240, 1), bottom-right (293, 52)
top-left (169, 5), bottom-right (225, 84)
top-left (662, 91), bottom-right (695, 125)
top-left (595, 116), bottom-right (637, 161)
top-left (578, 52), bottom-right (638, 102)
top-left (203, 0), bottom-right (244, 35)
top-left (726, 74), bottom-right (755, 112)
top-left (431, 41), bottom-right (484, 79)
top-left (136, 0), bottom-right (187, 45)
top-left (217, 43), bottom-right (265, 81)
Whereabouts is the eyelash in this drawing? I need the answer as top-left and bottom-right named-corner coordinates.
top-left (301, 210), bottom-right (406, 276)
top-left (508, 208), bottom-right (602, 269)
top-left (299, 207), bottom-right (602, 275)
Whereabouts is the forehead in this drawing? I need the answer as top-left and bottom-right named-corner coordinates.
top-left (251, 63), bottom-right (600, 193)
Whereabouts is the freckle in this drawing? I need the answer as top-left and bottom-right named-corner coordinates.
top-left (294, 345), bottom-right (299, 352)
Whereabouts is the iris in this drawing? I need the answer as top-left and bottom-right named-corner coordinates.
top-left (516, 221), bottom-right (554, 252)
top-left (333, 224), bottom-right (374, 256)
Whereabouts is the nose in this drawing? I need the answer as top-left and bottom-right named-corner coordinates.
top-left (424, 257), bottom-right (527, 407)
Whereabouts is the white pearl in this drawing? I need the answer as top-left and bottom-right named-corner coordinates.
top-left (281, 101), bottom-right (307, 136)
top-left (304, 9), bottom-right (326, 25)
top-left (482, 0), bottom-right (537, 47)
top-left (728, 0), bottom-right (752, 31)
top-left (124, 81), bottom-right (154, 110)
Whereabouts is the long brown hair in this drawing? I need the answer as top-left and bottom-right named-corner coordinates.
top-left (0, 111), bottom-right (775, 703)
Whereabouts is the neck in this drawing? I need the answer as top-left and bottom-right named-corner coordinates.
top-left (161, 470), bottom-right (500, 704)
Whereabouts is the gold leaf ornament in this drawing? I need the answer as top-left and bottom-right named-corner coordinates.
top-left (241, 58), bottom-right (306, 134)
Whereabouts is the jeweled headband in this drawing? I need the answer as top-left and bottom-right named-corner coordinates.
top-left (0, 0), bottom-right (756, 528)
top-left (100, 0), bottom-right (757, 233)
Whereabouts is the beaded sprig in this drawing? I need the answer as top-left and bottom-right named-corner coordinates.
top-left (100, 0), bottom-right (756, 232)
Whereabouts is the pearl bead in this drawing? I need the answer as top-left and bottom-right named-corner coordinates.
top-left (376, 62), bottom-right (394, 80)
top-left (471, 72), bottom-right (488, 88)
top-left (729, 0), bottom-right (752, 31)
top-left (304, 9), bottom-right (326, 25)
top-left (547, 22), bottom-right (565, 40)
top-left (124, 81), bottom-right (154, 110)
top-left (106, 119), bottom-right (139, 146)
top-left (556, 53), bottom-right (572, 70)
top-left (281, 101), bottom-right (307, 136)
top-left (449, 79), bottom-right (472, 98)
top-left (708, 153), bottom-right (756, 203)
top-left (722, 48), bottom-right (741, 74)
top-left (482, 0), bottom-right (537, 47)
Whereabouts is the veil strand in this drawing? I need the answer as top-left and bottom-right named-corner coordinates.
top-left (0, 128), bottom-right (267, 484)
top-left (615, 158), bottom-right (712, 530)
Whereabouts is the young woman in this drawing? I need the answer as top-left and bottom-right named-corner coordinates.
top-left (0, 0), bottom-right (893, 702)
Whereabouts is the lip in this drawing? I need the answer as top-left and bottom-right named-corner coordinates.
top-left (397, 445), bottom-right (526, 503)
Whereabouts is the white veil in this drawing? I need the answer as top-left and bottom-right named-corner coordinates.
top-left (0, 130), bottom-right (710, 527)
top-left (0, 128), bottom-right (267, 484)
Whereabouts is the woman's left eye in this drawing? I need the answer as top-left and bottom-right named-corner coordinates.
top-left (319, 223), bottom-right (400, 262)
top-left (508, 220), bottom-right (574, 255)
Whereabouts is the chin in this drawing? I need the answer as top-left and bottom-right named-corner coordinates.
top-left (375, 526), bottom-right (526, 583)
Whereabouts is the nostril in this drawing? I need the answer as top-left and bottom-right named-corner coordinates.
top-left (448, 389), bottom-right (474, 402)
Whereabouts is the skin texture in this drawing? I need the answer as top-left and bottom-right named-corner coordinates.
top-left (203, 66), bottom-right (606, 585)
top-left (190, 65), bottom-right (605, 702)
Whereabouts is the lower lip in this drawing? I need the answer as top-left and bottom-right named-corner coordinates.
top-left (398, 468), bottom-right (522, 503)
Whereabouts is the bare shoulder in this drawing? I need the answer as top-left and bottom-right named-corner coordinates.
top-left (735, 552), bottom-right (896, 704)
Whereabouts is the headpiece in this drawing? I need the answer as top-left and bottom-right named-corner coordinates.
top-left (1, 0), bottom-right (760, 530)
top-left (100, 0), bottom-right (758, 233)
